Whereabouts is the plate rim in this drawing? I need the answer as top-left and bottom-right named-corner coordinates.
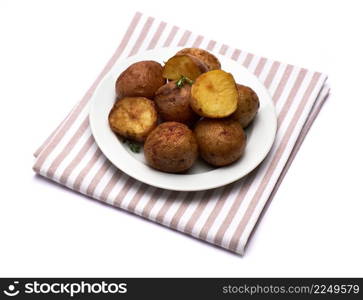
top-left (89, 47), bottom-right (277, 191)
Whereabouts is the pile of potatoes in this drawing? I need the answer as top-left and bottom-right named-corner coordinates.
top-left (108, 48), bottom-right (259, 173)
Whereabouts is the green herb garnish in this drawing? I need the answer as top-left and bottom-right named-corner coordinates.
top-left (176, 76), bottom-right (194, 88)
top-left (122, 139), bottom-right (141, 153)
top-left (128, 141), bottom-right (141, 153)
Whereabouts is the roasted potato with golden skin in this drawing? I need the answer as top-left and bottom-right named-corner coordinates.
top-left (191, 70), bottom-right (238, 118)
top-left (144, 122), bottom-right (198, 173)
top-left (115, 61), bottom-right (165, 98)
top-left (194, 119), bottom-right (246, 166)
top-left (230, 84), bottom-right (260, 128)
top-left (109, 97), bottom-right (157, 142)
top-left (162, 54), bottom-right (208, 81)
top-left (154, 81), bottom-right (199, 126)
top-left (176, 48), bottom-right (221, 71)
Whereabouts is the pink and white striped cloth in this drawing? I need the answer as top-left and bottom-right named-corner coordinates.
top-left (33, 12), bottom-right (329, 255)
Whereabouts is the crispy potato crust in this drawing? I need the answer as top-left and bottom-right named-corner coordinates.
top-left (176, 48), bottom-right (221, 71)
top-left (191, 70), bottom-right (238, 118)
top-left (162, 54), bottom-right (208, 81)
top-left (230, 84), bottom-right (260, 128)
top-left (154, 81), bottom-right (199, 126)
top-left (115, 61), bottom-right (165, 98)
top-left (144, 122), bottom-right (198, 173)
top-left (194, 119), bottom-right (246, 166)
top-left (108, 97), bottom-right (158, 142)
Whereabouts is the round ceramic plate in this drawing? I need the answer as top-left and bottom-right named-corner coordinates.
top-left (89, 47), bottom-right (277, 191)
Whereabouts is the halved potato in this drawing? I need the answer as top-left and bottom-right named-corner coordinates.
top-left (162, 54), bottom-right (208, 81)
top-left (230, 84), bottom-right (260, 128)
top-left (176, 48), bottom-right (221, 71)
top-left (190, 70), bottom-right (238, 118)
top-left (108, 97), bottom-right (157, 142)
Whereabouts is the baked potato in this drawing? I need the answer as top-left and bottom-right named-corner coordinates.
top-left (144, 122), bottom-right (198, 173)
top-left (191, 70), bottom-right (238, 118)
top-left (162, 54), bottom-right (208, 81)
top-left (108, 97), bottom-right (158, 142)
top-left (115, 61), bottom-right (165, 98)
top-left (176, 48), bottom-right (221, 71)
top-left (194, 119), bottom-right (246, 166)
top-left (154, 80), bottom-right (199, 126)
top-left (230, 84), bottom-right (260, 128)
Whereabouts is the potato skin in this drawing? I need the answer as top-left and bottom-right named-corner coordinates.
top-left (108, 97), bottom-right (158, 142)
top-left (154, 81), bottom-right (199, 126)
top-left (144, 122), bottom-right (198, 173)
top-left (176, 48), bottom-right (221, 71)
top-left (115, 61), bottom-right (166, 98)
top-left (194, 119), bottom-right (246, 166)
top-left (230, 84), bottom-right (260, 128)
top-left (162, 54), bottom-right (208, 81)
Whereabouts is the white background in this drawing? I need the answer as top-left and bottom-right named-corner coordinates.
top-left (1, 0), bottom-right (362, 277)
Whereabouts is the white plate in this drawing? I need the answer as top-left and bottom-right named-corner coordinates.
top-left (89, 47), bottom-right (277, 191)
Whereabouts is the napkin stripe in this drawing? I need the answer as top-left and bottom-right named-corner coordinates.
top-left (127, 183), bottom-right (149, 212)
top-left (147, 21), bottom-right (166, 50)
top-left (232, 49), bottom-right (241, 61)
top-left (228, 72), bottom-right (322, 252)
top-left (183, 189), bottom-right (214, 234)
top-left (212, 69), bottom-right (311, 247)
top-left (135, 31), bottom-right (194, 223)
top-left (229, 73), bottom-right (325, 252)
top-left (155, 191), bottom-right (179, 224)
top-left (46, 118), bottom-right (89, 178)
top-left (46, 19), bottom-right (155, 196)
top-left (54, 18), bottom-right (170, 196)
top-left (196, 62), bottom-right (291, 243)
top-left (127, 31), bottom-right (199, 212)
top-left (150, 47), bottom-right (261, 232)
top-left (59, 135), bottom-right (95, 185)
top-left (129, 17), bottom-right (154, 56)
top-left (141, 188), bottom-right (164, 218)
top-left (264, 61), bottom-right (281, 88)
top-left (91, 21), bottom-right (184, 213)
top-left (100, 170), bottom-right (124, 202)
top-left (86, 160), bottom-right (112, 197)
top-left (72, 148), bottom-right (102, 191)
top-left (193, 35), bottom-right (204, 47)
top-left (33, 13), bottom-right (328, 254)
top-left (103, 25), bottom-right (186, 212)
top-left (273, 65), bottom-right (294, 104)
top-left (170, 192), bottom-right (197, 229)
top-left (34, 109), bottom-right (71, 157)
top-left (243, 53), bottom-right (254, 68)
top-left (255, 57), bottom-right (267, 77)
top-left (238, 85), bottom-right (330, 253)
top-left (163, 26), bottom-right (179, 47)
top-left (87, 21), bottom-right (178, 206)
top-left (169, 55), bottom-right (273, 233)
top-left (206, 40), bottom-right (216, 50)
top-left (219, 44), bottom-right (228, 55)
top-left (212, 66), bottom-right (305, 246)
top-left (33, 12), bottom-right (142, 172)
top-left (96, 23), bottom-right (181, 206)
top-left (178, 31), bottom-right (192, 46)
top-left (169, 50), bottom-right (282, 242)
top-left (198, 183), bottom-right (234, 240)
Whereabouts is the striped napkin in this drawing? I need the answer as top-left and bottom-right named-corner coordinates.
top-left (33, 12), bottom-right (329, 255)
